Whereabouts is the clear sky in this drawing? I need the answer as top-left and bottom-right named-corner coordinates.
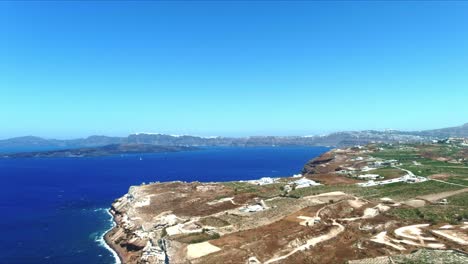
top-left (1, 1), bottom-right (468, 139)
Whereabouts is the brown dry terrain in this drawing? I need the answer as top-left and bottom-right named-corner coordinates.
top-left (105, 142), bottom-right (468, 264)
top-left (306, 173), bottom-right (360, 185)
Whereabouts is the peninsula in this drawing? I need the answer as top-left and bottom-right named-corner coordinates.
top-left (1, 144), bottom-right (198, 158)
top-left (104, 140), bottom-right (468, 263)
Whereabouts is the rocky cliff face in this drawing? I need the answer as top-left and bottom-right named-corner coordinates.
top-left (301, 152), bottom-right (336, 175)
top-left (104, 182), bottom-right (253, 264)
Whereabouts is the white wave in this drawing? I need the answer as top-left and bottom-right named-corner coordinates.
top-left (95, 208), bottom-right (121, 264)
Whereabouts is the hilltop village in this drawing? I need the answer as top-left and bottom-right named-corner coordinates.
top-left (105, 140), bottom-right (468, 264)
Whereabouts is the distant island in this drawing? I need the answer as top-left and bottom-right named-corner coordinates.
top-left (1, 123), bottom-right (467, 151)
top-left (1, 144), bottom-right (198, 158)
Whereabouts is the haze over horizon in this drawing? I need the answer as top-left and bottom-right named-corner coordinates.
top-left (2, 1), bottom-right (468, 138)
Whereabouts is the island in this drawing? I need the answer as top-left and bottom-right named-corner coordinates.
top-left (105, 140), bottom-right (468, 264)
top-left (1, 144), bottom-right (198, 158)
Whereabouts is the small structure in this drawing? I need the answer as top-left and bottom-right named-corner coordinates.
top-left (357, 174), bottom-right (380, 180)
top-left (240, 204), bottom-right (264, 213)
top-left (403, 175), bottom-right (428, 183)
top-left (380, 197), bottom-right (395, 204)
top-left (240, 199), bottom-right (268, 213)
top-left (297, 216), bottom-right (321, 226)
top-left (382, 159), bottom-right (399, 166)
top-left (293, 178), bottom-right (321, 189)
top-left (438, 199), bottom-right (448, 205)
top-left (361, 166), bottom-right (377, 172)
top-left (250, 177), bottom-right (277, 185)
top-left (247, 256), bottom-right (261, 264)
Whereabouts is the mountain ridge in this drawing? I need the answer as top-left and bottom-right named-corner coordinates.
top-left (1, 123), bottom-right (466, 150)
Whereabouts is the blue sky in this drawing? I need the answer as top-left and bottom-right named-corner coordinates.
top-left (1, 1), bottom-right (468, 139)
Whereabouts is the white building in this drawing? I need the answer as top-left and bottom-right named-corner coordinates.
top-left (357, 174), bottom-right (380, 180)
top-left (250, 177), bottom-right (277, 185)
top-left (357, 174), bottom-right (427, 187)
top-left (293, 178), bottom-right (321, 189)
top-left (361, 166), bottom-right (377, 172)
top-left (240, 204), bottom-right (264, 213)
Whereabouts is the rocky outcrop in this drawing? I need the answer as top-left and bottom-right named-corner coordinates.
top-left (302, 152), bottom-right (335, 175)
top-left (104, 181), bottom-right (247, 264)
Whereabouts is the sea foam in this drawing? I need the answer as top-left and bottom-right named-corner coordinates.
top-left (95, 208), bottom-right (121, 264)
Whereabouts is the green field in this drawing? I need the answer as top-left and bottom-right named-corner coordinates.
top-left (357, 167), bottom-right (405, 179)
top-left (388, 198), bottom-right (468, 225)
top-left (371, 144), bottom-right (468, 179)
top-left (288, 179), bottom-right (464, 201)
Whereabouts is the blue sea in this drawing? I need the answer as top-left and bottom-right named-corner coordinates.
top-left (0, 146), bottom-right (328, 264)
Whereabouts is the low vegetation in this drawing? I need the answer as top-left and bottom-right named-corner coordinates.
top-left (172, 231), bottom-right (221, 244)
top-left (198, 216), bottom-right (230, 227)
top-left (222, 181), bottom-right (283, 198)
top-left (388, 206), bottom-right (468, 224)
top-left (288, 180), bottom-right (463, 201)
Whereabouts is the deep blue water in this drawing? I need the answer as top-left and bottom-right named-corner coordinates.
top-left (0, 146), bottom-right (329, 264)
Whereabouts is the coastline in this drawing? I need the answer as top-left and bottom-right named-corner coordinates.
top-left (99, 147), bottom-right (332, 263)
top-left (101, 209), bottom-right (123, 264)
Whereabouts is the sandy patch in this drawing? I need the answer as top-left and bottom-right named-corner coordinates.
top-left (404, 199), bottom-right (426, 208)
top-left (370, 231), bottom-right (406, 251)
top-left (380, 197), bottom-right (394, 204)
top-left (134, 197), bottom-right (151, 208)
top-left (439, 225), bottom-right (454, 230)
top-left (316, 191), bottom-right (346, 197)
top-left (362, 208), bottom-right (379, 219)
top-left (297, 216), bottom-right (319, 226)
top-left (186, 241), bottom-right (221, 259)
top-left (425, 243), bottom-right (446, 249)
top-left (429, 173), bottom-right (451, 180)
top-left (375, 204), bottom-right (390, 213)
top-left (348, 199), bottom-right (366, 209)
top-left (263, 220), bottom-right (345, 263)
top-left (207, 197), bottom-right (235, 205)
top-left (417, 188), bottom-right (468, 202)
top-left (392, 224), bottom-right (446, 248)
top-left (432, 230), bottom-right (468, 246)
top-left (394, 224), bottom-right (435, 242)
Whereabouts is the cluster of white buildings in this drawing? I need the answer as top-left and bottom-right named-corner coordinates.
top-left (249, 177), bottom-right (278, 185)
top-left (357, 174), bottom-right (428, 187)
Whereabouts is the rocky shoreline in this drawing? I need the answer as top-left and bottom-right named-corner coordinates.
top-left (101, 150), bottom-right (337, 264)
top-left (104, 209), bottom-right (124, 264)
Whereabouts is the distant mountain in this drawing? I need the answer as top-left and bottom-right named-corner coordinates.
top-left (411, 123), bottom-right (468, 138)
top-left (1, 144), bottom-right (197, 158)
top-left (0, 135), bottom-right (123, 150)
top-left (0, 123), bottom-right (466, 151)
